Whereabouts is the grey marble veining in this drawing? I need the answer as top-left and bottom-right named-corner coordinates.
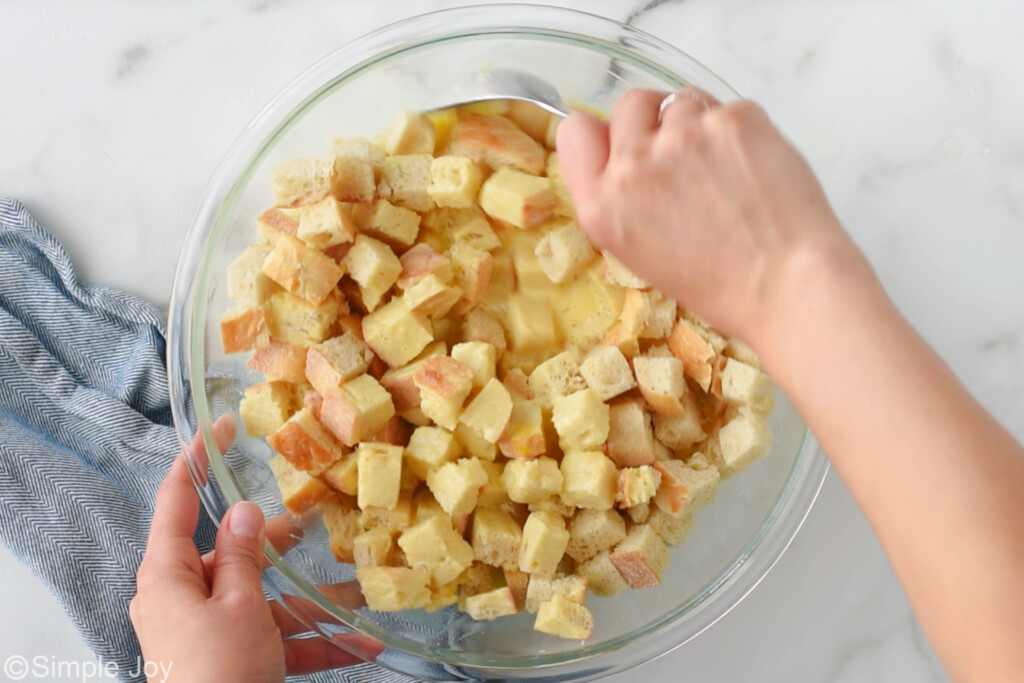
top-left (2, 1), bottom-right (1021, 681)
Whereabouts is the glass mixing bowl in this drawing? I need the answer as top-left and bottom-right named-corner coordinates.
top-left (168, 5), bottom-right (827, 681)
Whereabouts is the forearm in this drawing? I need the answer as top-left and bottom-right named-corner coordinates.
top-left (758, 245), bottom-right (1024, 681)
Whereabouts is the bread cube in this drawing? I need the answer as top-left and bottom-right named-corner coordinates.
top-left (304, 332), bottom-right (374, 395)
top-left (359, 491), bottom-right (413, 535)
top-left (502, 457), bottom-right (563, 504)
top-left (471, 507), bottom-right (523, 570)
top-left (413, 356), bottom-right (474, 430)
top-left (720, 358), bottom-right (773, 412)
top-left (342, 235), bottom-right (402, 312)
top-left (427, 457), bottom-right (489, 518)
top-left (509, 230), bottom-right (551, 294)
top-left (332, 150), bottom-right (377, 204)
top-left (247, 340), bottom-right (307, 384)
top-left (319, 374), bottom-right (395, 447)
top-left (397, 242), bottom-right (452, 289)
top-left (272, 155), bottom-right (335, 207)
top-left (460, 308), bottom-right (508, 357)
top-left (717, 409), bottom-right (772, 475)
top-left (545, 112), bottom-right (559, 148)
top-left (227, 242), bottom-right (275, 307)
top-left (525, 575), bottom-right (587, 613)
top-left (267, 454), bottom-right (332, 514)
top-left (362, 298), bottom-right (433, 368)
top-left (529, 497), bottom-right (575, 519)
top-left (265, 290), bottom-right (339, 347)
top-left (633, 355), bottom-right (688, 417)
top-left (518, 510), bottom-right (570, 577)
top-left (256, 206), bottom-right (300, 242)
top-left (457, 562), bottom-right (503, 608)
top-left (424, 107), bottom-right (457, 151)
top-left (451, 341), bottom-right (497, 389)
top-left (533, 594), bottom-right (593, 640)
top-left (384, 110), bottom-right (436, 155)
top-left (725, 337), bottom-right (762, 368)
top-left (506, 100), bottom-right (555, 142)
top-left (448, 243), bottom-right (493, 312)
top-left (497, 397), bottom-right (546, 459)
top-left (528, 351), bottom-right (586, 409)
top-left (424, 580), bottom-right (460, 613)
top-left (450, 212), bottom-right (501, 252)
top-left (545, 152), bottom-right (576, 218)
top-left (267, 408), bottom-right (345, 475)
top-left (618, 466), bottom-right (662, 509)
top-left (398, 513), bottom-right (475, 588)
top-left (378, 342), bottom-right (446, 412)
top-left (350, 199), bottom-right (421, 249)
top-left (372, 405), bottom-right (407, 439)
top-left (411, 489), bottom-right (446, 525)
top-left (600, 250), bottom-right (647, 289)
top-left (560, 450), bottom-right (618, 510)
top-left (238, 381), bottom-right (295, 437)
top-left (318, 495), bottom-right (361, 562)
top-left (464, 586), bottom-right (519, 621)
top-left (609, 524), bottom-right (670, 589)
top-left (668, 318), bottom-right (715, 392)
top-left (356, 566), bottom-right (431, 611)
top-left (320, 451), bottom-right (358, 496)
top-left (652, 459), bottom-right (720, 518)
top-left (455, 423), bottom-right (498, 461)
top-left (353, 527), bottom-right (393, 569)
top-left (642, 291), bottom-right (677, 340)
top-left (478, 167), bottom-right (555, 229)
top-left (615, 289), bottom-right (675, 343)
top-left (428, 155), bottom-right (484, 208)
top-left (405, 425), bottom-right (460, 478)
top-left (355, 441), bottom-right (403, 510)
top-left (378, 154), bottom-right (435, 213)
top-left (476, 460), bottom-right (509, 508)
top-left (261, 235), bottom-right (344, 306)
top-left (332, 135), bottom-right (385, 167)
top-left (577, 550), bottom-right (629, 597)
top-left (451, 113), bottom-right (546, 175)
top-left (551, 389), bottom-right (610, 451)
top-left (459, 379), bottom-right (514, 444)
top-left (402, 273), bottom-right (462, 318)
top-left (600, 320), bottom-right (640, 360)
top-left (565, 509), bottom-right (627, 562)
top-left (503, 368), bottom-right (534, 399)
top-left (295, 196), bottom-right (356, 250)
top-left (220, 307), bottom-right (267, 354)
top-left (578, 345), bottom-right (635, 401)
top-left (647, 508), bottom-right (696, 547)
top-left (652, 400), bottom-right (706, 452)
top-left (626, 503), bottom-right (651, 525)
top-left (606, 400), bottom-right (657, 467)
top-left (534, 222), bottom-right (595, 284)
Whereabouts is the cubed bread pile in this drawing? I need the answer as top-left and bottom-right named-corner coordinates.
top-left (221, 100), bottom-right (775, 641)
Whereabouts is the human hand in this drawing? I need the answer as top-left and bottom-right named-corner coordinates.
top-left (130, 417), bottom-right (382, 682)
top-left (556, 87), bottom-right (871, 352)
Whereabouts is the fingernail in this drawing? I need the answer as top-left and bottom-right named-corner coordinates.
top-left (228, 501), bottom-right (264, 539)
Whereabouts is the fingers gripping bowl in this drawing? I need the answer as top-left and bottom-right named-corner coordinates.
top-left (168, 5), bottom-right (827, 681)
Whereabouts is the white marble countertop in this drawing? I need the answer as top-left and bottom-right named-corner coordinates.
top-left (2, 1), bottom-right (1022, 681)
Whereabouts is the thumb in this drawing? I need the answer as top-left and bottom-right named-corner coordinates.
top-left (211, 501), bottom-right (266, 599)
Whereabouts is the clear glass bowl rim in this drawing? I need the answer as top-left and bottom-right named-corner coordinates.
top-left (168, 3), bottom-right (830, 677)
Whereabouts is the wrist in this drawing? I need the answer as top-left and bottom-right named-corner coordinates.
top-left (752, 230), bottom-right (887, 381)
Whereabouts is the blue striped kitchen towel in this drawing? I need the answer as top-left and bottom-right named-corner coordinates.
top-left (0, 197), bottom-right (411, 683)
